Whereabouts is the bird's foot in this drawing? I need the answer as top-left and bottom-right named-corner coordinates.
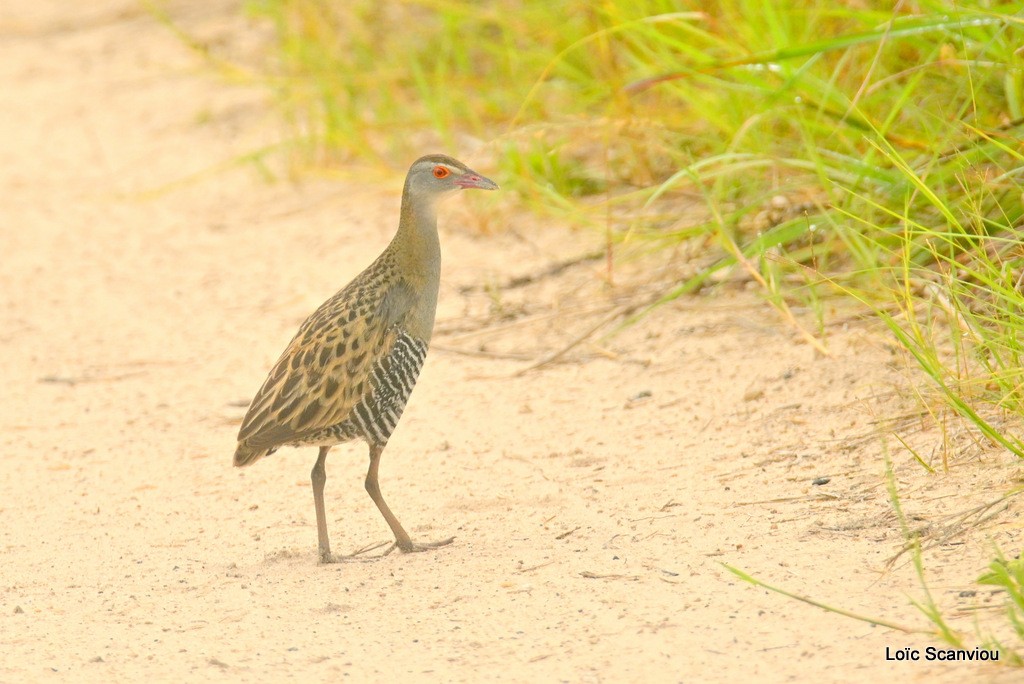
top-left (322, 537), bottom-right (453, 561)
top-left (382, 536), bottom-right (455, 556)
top-left (318, 551), bottom-right (340, 564)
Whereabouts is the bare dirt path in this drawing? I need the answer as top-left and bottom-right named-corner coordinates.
top-left (2, 2), bottom-right (1021, 682)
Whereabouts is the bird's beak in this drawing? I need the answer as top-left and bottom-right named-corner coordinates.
top-left (455, 171), bottom-right (499, 191)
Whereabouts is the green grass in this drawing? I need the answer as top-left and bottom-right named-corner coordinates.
top-left (979, 547), bottom-right (1024, 663)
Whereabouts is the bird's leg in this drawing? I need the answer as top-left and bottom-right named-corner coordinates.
top-left (311, 446), bottom-right (335, 563)
top-left (365, 444), bottom-right (454, 554)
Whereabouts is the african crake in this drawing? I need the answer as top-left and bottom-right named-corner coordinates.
top-left (234, 154), bottom-right (498, 563)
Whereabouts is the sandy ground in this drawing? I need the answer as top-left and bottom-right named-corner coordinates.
top-left (3, 2), bottom-right (1023, 682)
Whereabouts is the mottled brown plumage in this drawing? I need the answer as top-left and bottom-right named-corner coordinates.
top-left (234, 154), bottom-right (497, 563)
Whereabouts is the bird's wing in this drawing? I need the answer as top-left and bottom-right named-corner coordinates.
top-left (236, 278), bottom-right (415, 451)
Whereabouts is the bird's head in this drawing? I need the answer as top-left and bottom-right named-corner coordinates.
top-left (406, 154), bottom-right (499, 200)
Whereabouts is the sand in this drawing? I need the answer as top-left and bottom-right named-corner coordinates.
top-left (2, 1), bottom-right (1021, 682)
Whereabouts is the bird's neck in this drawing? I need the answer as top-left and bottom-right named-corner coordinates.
top-left (392, 190), bottom-right (441, 283)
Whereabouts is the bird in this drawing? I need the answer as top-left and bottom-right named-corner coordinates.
top-left (233, 154), bottom-right (498, 563)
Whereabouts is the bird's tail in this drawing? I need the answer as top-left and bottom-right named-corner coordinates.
top-left (233, 442), bottom-right (271, 467)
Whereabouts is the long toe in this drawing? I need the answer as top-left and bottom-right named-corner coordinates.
top-left (386, 536), bottom-right (455, 555)
top-left (319, 546), bottom-right (394, 564)
top-left (346, 540), bottom-right (392, 557)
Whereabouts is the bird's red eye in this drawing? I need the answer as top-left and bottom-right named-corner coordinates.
top-left (433, 166), bottom-right (450, 179)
